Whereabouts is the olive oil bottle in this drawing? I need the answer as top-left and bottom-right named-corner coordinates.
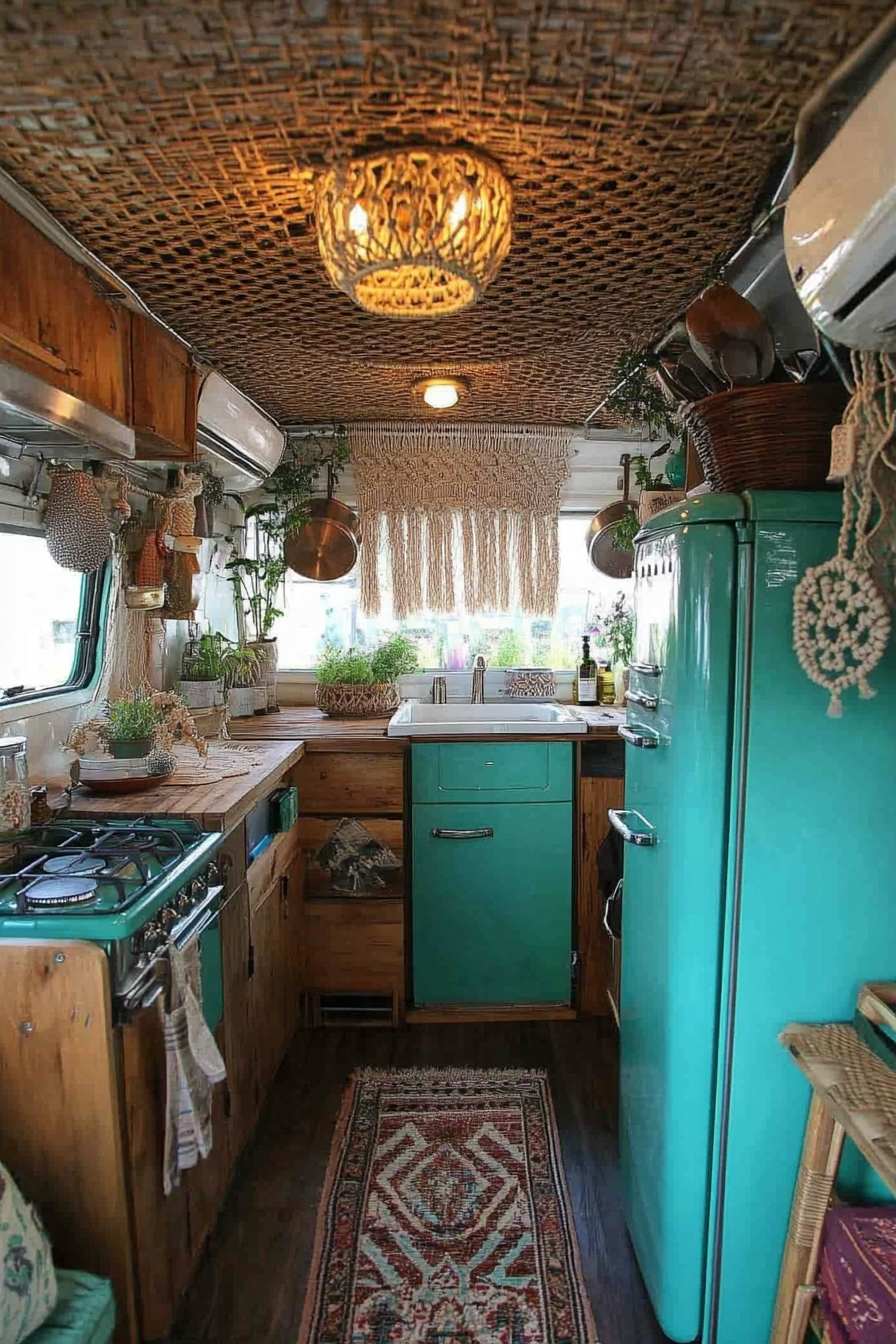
top-left (577, 635), bottom-right (598, 705)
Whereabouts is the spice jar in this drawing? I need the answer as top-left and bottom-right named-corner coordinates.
top-left (30, 785), bottom-right (53, 828)
top-left (0, 738), bottom-right (30, 833)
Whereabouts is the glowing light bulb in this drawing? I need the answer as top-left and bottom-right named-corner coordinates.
top-left (422, 381), bottom-right (460, 409)
top-left (448, 191), bottom-right (469, 229)
top-left (348, 202), bottom-right (368, 235)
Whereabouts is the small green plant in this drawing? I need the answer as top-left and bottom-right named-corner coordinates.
top-left (105, 692), bottom-right (163, 742)
top-left (221, 643), bottom-right (261, 690)
top-left (182, 631), bottom-right (227, 682)
top-left (603, 593), bottom-right (635, 668)
top-left (316, 633), bottom-right (419, 686)
top-left (264, 428), bottom-right (350, 535)
top-left (227, 507), bottom-right (287, 642)
top-left (612, 508), bottom-right (640, 553)
top-left (633, 444), bottom-right (671, 490)
top-left (604, 349), bottom-right (678, 442)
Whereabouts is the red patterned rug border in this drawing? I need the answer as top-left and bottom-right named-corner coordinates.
top-left (297, 1066), bottom-right (600, 1344)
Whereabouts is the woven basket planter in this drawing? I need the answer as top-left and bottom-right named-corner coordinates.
top-left (247, 638), bottom-right (279, 711)
top-left (316, 682), bottom-right (400, 718)
top-left (682, 382), bottom-right (848, 493)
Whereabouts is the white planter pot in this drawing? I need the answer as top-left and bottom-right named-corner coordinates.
top-left (178, 678), bottom-right (224, 710)
top-left (226, 687), bottom-right (255, 718)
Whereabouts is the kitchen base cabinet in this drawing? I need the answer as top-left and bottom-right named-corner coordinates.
top-left (578, 759), bottom-right (625, 1019)
top-left (412, 801), bottom-right (573, 1007)
top-left (247, 830), bottom-right (305, 1105)
top-left (304, 899), bottom-right (405, 1009)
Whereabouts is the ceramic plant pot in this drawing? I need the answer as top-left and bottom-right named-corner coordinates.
top-left (226, 687), bottom-right (255, 718)
top-left (108, 738), bottom-right (153, 760)
top-left (178, 678), bottom-right (223, 710)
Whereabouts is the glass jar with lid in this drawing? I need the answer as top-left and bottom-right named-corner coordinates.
top-left (0, 737), bottom-right (29, 833)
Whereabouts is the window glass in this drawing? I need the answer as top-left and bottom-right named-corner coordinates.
top-left (0, 533), bottom-right (90, 696)
top-left (273, 516), bottom-right (633, 670)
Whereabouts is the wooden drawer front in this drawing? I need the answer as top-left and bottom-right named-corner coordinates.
top-left (295, 816), bottom-right (403, 859)
top-left (304, 901), bottom-right (404, 993)
top-left (412, 742), bottom-right (574, 804)
top-left (246, 823), bottom-right (302, 913)
top-left (295, 752), bottom-right (404, 815)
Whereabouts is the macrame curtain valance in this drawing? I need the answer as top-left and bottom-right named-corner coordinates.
top-left (349, 422), bottom-right (572, 618)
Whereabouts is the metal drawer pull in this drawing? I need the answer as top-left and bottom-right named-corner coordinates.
top-left (608, 809), bottom-right (657, 847)
top-left (629, 661), bottom-right (663, 677)
top-left (431, 827), bottom-right (494, 840)
top-left (625, 689), bottom-right (658, 711)
top-left (619, 725), bottom-right (659, 749)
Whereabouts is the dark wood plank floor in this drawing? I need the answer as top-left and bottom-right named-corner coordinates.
top-left (167, 1020), bottom-right (669, 1344)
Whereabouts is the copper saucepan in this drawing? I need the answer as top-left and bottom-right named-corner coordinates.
top-left (284, 492), bottom-right (361, 581)
top-left (585, 453), bottom-right (637, 579)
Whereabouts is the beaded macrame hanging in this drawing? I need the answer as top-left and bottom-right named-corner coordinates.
top-left (793, 352), bottom-right (895, 717)
top-left (349, 422), bottom-right (571, 619)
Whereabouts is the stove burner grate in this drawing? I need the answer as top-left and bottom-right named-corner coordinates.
top-left (43, 855), bottom-right (106, 876)
top-left (24, 877), bottom-right (99, 907)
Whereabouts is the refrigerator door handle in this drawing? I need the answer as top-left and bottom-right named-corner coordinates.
top-left (625, 688), bottom-right (659, 712)
top-left (619, 724), bottom-right (660, 749)
top-left (608, 808), bottom-right (658, 846)
top-left (629, 660), bottom-right (663, 677)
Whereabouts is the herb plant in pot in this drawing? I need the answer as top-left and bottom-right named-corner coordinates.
top-left (602, 595), bottom-right (635, 707)
top-left (222, 643), bottom-right (261, 719)
top-left (226, 507), bottom-right (286, 711)
top-left (65, 690), bottom-right (208, 763)
top-left (315, 634), bottom-right (419, 718)
top-left (634, 445), bottom-right (686, 525)
top-left (179, 631), bottom-right (227, 710)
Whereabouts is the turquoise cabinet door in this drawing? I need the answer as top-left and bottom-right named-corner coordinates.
top-left (412, 801), bottom-right (572, 1005)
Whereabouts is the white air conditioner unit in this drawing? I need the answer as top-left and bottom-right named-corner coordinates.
top-left (784, 58), bottom-right (896, 351)
top-left (196, 370), bottom-right (286, 489)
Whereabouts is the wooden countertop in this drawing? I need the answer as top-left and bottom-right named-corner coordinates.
top-left (229, 705), bottom-right (625, 749)
top-left (52, 739), bottom-right (306, 832)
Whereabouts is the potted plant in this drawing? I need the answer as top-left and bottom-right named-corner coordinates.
top-left (264, 427), bottom-right (349, 535)
top-left (315, 633), bottom-right (419, 718)
top-left (179, 631), bottom-right (227, 709)
top-left (221, 642), bottom-right (261, 719)
top-left (604, 350), bottom-right (684, 548)
top-left (602, 594), bottom-right (635, 706)
top-left (226, 507), bottom-right (287, 711)
top-left (65, 690), bottom-right (208, 760)
top-left (634, 446), bottom-right (687, 524)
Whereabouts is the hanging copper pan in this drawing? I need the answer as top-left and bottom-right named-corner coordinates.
top-left (284, 474), bottom-right (361, 581)
top-left (585, 453), bottom-right (636, 579)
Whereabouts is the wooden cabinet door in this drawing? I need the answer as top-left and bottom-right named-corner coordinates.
top-left (249, 881), bottom-right (284, 1103)
top-left (130, 310), bottom-right (198, 461)
top-left (281, 850), bottom-right (305, 1045)
top-left (220, 879), bottom-right (257, 1160)
top-left (0, 198), bottom-right (130, 422)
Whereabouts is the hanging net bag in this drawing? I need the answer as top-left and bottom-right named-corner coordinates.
top-left (792, 352), bottom-right (895, 716)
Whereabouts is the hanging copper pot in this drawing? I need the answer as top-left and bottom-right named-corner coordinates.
top-left (585, 453), bottom-right (637, 579)
top-left (284, 468), bottom-right (360, 581)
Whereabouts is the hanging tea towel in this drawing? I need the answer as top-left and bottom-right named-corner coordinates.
top-left (161, 940), bottom-right (226, 1196)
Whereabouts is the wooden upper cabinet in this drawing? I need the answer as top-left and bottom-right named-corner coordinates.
top-left (0, 198), bottom-right (130, 423)
top-left (129, 310), bottom-right (198, 461)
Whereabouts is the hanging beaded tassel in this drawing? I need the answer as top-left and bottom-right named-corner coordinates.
top-left (793, 352), bottom-right (894, 716)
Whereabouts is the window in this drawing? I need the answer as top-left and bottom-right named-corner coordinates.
top-left (0, 532), bottom-right (105, 701)
top-left (273, 515), bottom-right (633, 670)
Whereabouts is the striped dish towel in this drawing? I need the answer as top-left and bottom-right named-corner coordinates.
top-left (162, 940), bottom-right (226, 1196)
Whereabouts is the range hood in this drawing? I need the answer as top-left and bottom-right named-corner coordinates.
top-left (197, 370), bottom-right (286, 489)
top-left (0, 359), bottom-right (135, 460)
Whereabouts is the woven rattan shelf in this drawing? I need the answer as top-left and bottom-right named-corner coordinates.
top-left (769, 1015), bottom-right (896, 1344)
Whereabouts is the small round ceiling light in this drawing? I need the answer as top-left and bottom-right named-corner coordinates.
top-left (315, 147), bottom-right (513, 319)
top-left (415, 376), bottom-right (469, 410)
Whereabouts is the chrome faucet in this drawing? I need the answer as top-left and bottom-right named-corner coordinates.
top-left (471, 655), bottom-right (486, 704)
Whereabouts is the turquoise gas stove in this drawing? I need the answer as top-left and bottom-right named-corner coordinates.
top-left (0, 817), bottom-right (224, 1018)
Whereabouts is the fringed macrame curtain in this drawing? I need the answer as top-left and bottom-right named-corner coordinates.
top-left (350, 423), bottom-right (572, 619)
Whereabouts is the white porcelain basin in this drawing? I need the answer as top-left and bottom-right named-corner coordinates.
top-left (386, 700), bottom-right (589, 736)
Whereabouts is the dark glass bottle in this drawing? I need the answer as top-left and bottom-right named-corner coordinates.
top-left (577, 636), bottom-right (598, 705)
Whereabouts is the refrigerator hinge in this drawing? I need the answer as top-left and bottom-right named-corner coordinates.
top-left (735, 521), bottom-right (755, 544)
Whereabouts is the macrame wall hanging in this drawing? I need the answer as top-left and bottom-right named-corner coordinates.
top-left (349, 422), bottom-right (572, 619)
top-left (793, 351), bottom-right (895, 716)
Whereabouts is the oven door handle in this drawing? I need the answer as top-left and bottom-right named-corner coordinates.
top-left (117, 885), bottom-right (225, 1014)
top-left (169, 884), bottom-right (224, 949)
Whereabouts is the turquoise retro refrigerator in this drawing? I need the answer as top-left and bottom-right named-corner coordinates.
top-left (615, 492), bottom-right (896, 1344)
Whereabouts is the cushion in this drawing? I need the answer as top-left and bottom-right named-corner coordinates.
top-left (26, 1270), bottom-right (115, 1344)
top-left (0, 1160), bottom-right (57, 1344)
top-left (819, 1205), bottom-right (896, 1344)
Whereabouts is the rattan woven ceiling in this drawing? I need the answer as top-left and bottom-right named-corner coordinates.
top-left (0, 2), bottom-right (888, 428)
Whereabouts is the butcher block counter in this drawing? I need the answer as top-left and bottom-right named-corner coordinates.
top-left (51, 738), bottom-right (306, 831)
top-left (229, 705), bottom-right (625, 749)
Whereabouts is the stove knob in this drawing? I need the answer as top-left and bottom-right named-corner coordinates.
top-left (176, 887), bottom-right (193, 912)
top-left (161, 904), bottom-right (178, 930)
top-left (207, 860), bottom-right (220, 885)
top-left (190, 875), bottom-right (207, 901)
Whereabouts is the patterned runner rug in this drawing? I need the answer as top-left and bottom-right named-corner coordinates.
top-left (299, 1067), bottom-right (598, 1344)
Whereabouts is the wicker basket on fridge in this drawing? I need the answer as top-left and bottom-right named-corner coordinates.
top-left (681, 382), bottom-right (848, 493)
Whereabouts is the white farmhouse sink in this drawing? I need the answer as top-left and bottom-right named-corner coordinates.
top-left (386, 700), bottom-right (589, 736)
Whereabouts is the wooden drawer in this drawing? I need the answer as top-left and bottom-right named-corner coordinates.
top-left (294, 752), bottom-right (404, 815)
top-left (304, 900), bottom-right (404, 994)
top-left (246, 823), bottom-right (302, 913)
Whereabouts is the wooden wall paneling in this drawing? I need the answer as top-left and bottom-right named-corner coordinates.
top-left (220, 879), bottom-right (258, 1156)
top-left (0, 941), bottom-right (138, 1344)
top-left (304, 900), bottom-right (405, 995)
top-left (293, 752), bottom-right (404, 815)
top-left (578, 775), bottom-right (624, 1016)
top-left (0, 198), bottom-right (130, 422)
top-left (129, 309), bottom-right (198, 460)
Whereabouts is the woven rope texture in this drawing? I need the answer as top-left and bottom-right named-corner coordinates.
top-left (0, 2), bottom-right (889, 425)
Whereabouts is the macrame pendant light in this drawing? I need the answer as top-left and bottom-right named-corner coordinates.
top-left (315, 147), bottom-right (513, 318)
